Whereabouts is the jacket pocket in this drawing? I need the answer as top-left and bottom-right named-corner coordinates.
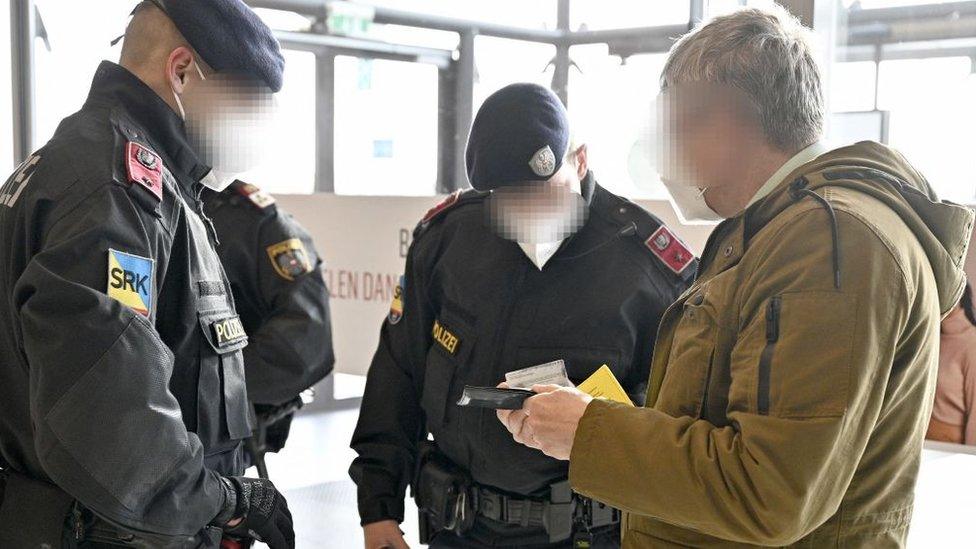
top-left (746, 292), bottom-right (856, 418)
top-left (197, 309), bottom-right (252, 446)
top-left (655, 285), bottom-right (715, 418)
top-left (421, 309), bottom-right (475, 433)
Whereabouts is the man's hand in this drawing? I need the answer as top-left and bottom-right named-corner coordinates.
top-left (222, 476), bottom-right (295, 549)
top-left (497, 384), bottom-right (593, 460)
top-left (363, 519), bottom-right (409, 549)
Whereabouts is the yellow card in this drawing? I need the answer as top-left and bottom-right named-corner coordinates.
top-left (577, 365), bottom-right (634, 406)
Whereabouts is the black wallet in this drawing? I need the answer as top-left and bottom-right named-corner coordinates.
top-left (456, 386), bottom-right (535, 409)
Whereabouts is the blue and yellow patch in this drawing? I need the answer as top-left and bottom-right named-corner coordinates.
top-left (107, 249), bottom-right (154, 317)
top-left (388, 275), bottom-right (405, 325)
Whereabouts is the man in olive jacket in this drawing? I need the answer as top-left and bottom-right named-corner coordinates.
top-left (498, 7), bottom-right (973, 547)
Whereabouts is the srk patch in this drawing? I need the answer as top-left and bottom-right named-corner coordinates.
top-left (388, 275), bottom-right (405, 325)
top-left (431, 319), bottom-right (461, 356)
top-left (266, 238), bottom-right (312, 281)
top-left (107, 249), bottom-right (154, 317)
top-left (211, 315), bottom-right (247, 349)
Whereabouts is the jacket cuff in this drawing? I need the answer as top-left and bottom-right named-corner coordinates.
top-left (569, 398), bottom-right (622, 496)
top-left (359, 497), bottom-right (405, 526)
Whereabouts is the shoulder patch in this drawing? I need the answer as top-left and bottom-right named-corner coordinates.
top-left (0, 153), bottom-right (41, 208)
top-left (421, 190), bottom-right (462, 224)
top-left (107, 249), bottom-right (155, 317)
top-left (388, 275), bottom-right (405, 325)
top-left (414, 189), bottom-right (490, 239)
top-left (125, 142), bottom-right (163, 201)
top-left (234, 181), bottom-right (276, 210)
top-left (645, 226), bottom-right (694, 276)
top-left (266, 238), bottom-right (312, 281)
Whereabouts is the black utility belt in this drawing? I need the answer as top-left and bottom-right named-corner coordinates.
top-left (414, 444), bottom-right (619, 544)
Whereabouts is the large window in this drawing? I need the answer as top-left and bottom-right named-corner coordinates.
top-left (474, 36), bottom-right (555, 111)
top-left (11, 1), bottom-right (976, 202)
top-left (32, 0), bottom-right (130, 151)
top-left (0, 4), bottom-right (13, 176)
top-left (572, 1), bottom-right (689, 29)
top-left (875, 58), bottom-right (976, 203)
top-left (237, 50), bottom-right (317, 195)
top-left (828, 3), bottom-right (976, 203)
top-left (568, 50), bottom-right (666, 199)
top-left (333, 56), bottom-right (439, 196)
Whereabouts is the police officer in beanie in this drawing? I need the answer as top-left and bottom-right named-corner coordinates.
top-left (203, 181), bottom-right (335, 476)
top-left (350, 83), bottom-right (694, 548)
top-left (0, 1), bottom-right (293, 547)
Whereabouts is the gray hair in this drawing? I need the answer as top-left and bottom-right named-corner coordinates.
top-left (661, 6), bottom-right (824, 152)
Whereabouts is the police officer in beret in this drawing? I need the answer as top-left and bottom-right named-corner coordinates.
top-left (203, 181), bottom-right (335, 476)
top-left (350, 83), bottom-right (695, 548)
top-left (0, 2), bottom-right (293, 547)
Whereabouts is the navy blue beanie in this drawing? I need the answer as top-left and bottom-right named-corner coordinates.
top-left (465, 83), bottom-right (571, 191)
top-left (152, 0), bottom-right (285, 92)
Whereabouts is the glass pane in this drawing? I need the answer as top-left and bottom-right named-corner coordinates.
top-left (876, 58), bottom-right (976, 202)
top-left (568, 48), bottom-right (666, 199)
top-left (361, 0), bottom-right (556, 29)
top-left (858, 0), bottom-right (961, 7)
top-left (474, 36), bottom-right (555, 112)
top-left (572, 0), bottom-right (690, 29)
top-left (237, 50), bottom-right (317, 195)
top-left (0, 4), bottom-right (13, 176)
top-left (32, 0), bottom-right (132, 150)
top-left (333, 56), bottom-right (439, 196)
top-left (829, 62), bottom-right (878, 113)
top-left (825, 2), bottom-right (976, 203)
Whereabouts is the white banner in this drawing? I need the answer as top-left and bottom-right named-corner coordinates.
top-left (275, 193), bottom-right (714, 377)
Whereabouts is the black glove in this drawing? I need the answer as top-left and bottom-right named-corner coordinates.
top-left (217, 476), bottom-right (295, 549)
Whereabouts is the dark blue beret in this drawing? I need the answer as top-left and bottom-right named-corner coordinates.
top-left (152, 0), bottom-right (285, 92)
top-left (465, 83), bottom-right (570, 191)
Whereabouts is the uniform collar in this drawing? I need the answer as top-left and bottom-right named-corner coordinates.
top-left (83, 61), bottom-right (210, 183)
top-left (746, 141), bottom-right (830, 208)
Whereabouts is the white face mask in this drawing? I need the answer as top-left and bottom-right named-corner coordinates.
top-left (661, 179), bottom-right (723, 224)
top-left (172, 61), bottom-right (277, 192)
top-left (652, 94), bottom-right (725, 225)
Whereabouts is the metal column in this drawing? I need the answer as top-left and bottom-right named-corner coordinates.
top-left (451, 31), bottom-right (475, 191)
top-left (10, 0), bottom-right (36, 163)
top-left (690, 0), bottom-right (707, 27)
top-left (315, 52), bottom-right (335, 192)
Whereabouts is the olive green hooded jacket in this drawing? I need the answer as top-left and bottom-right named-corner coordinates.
top-left (569, 142), bottom-right (974, 547)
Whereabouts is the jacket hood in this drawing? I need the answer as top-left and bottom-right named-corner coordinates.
top-left (749, 140), bottom-right (974, 315)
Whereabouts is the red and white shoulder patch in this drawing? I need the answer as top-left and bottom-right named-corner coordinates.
top-left (125, 141), bottom-right (163, 201)
top-left (645, 226), bottom-right (694, 275)
top-left (235, 182), bottom-right (276, 209)
top-left (421, 190), bottom-right (462, 224)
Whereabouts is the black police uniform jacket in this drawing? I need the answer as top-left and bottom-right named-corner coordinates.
top-left (349, 173), bottom-right (695, 526)
top-left (203, 182), bottom-right (334, 407)
top-left (0, 62), bottom-right (250, 542)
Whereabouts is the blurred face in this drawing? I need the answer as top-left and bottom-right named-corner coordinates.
top-left (487, 156), bottom-right (587, 244)
top-left (181, 71), bottom-right (277, 175)
top-left (657, 83), bottom-right (760, 215)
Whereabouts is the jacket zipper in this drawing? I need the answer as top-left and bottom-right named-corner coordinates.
top-left (757, 296), bottom-right (781, 415)
top-left (698, 349), bottom-right (715, 420)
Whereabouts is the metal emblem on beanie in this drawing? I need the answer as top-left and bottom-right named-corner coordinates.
top-left (529, 145), bottom-right (556, 178)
